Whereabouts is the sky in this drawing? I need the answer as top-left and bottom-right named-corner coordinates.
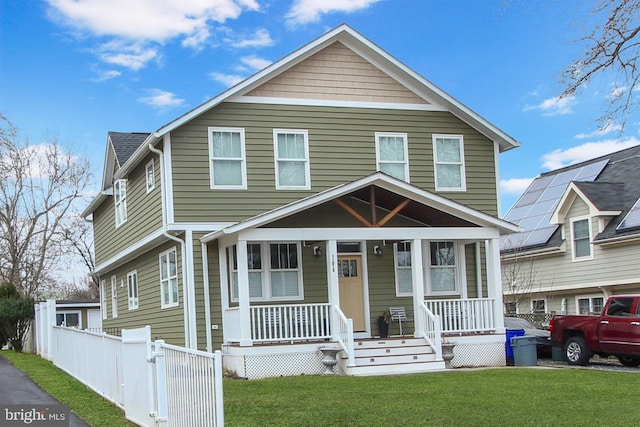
top-left (2, 0), bottom-right (639, 216)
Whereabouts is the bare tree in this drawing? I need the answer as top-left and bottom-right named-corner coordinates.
top-left (501, 249), bottom-right (538, 315)
top-left (57, 214), bottom-right (97, 288)
top-left (561, 0), bottom-right (640, 131)
top-left (0, 115), bottom-right (92, 298)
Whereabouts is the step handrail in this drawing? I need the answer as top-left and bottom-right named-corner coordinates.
top-left (331, 305), bottom-right (355, 366)
top-left (418, 301), bottom-right (442, 361)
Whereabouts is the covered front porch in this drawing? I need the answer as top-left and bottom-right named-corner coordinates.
top-left (201, 174), bottom-right (517, 378)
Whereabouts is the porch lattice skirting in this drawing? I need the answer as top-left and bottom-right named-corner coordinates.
top-left (447, 336), bottom-right (506, 368)
top-left (224, 348), bottom-right (326, 379)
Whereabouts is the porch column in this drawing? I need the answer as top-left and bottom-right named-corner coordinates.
top-left (411, 239), bottom-right (425, 337)
top-left (326, 240), bottom-right (339, 335)
top-left (236, 240), bottom-right (253, 346)
top-left (485, 238), bottom-right (505, 330)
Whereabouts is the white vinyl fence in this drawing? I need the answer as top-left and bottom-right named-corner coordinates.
top-left (34, 300), bottom-right (224, 426)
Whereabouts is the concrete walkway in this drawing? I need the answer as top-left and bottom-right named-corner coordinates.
top-left (0, 355), bottom-right (91, 427)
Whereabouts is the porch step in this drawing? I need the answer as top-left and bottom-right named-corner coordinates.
top-left (338, 337), bottom-right (445, 376)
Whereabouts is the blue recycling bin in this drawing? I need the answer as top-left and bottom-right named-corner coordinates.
top-left (505, 329), bottom-right (525, 366)
top-left (511, 335), bottom-right (538, 366)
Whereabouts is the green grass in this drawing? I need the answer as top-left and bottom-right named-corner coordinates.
top-left (1, 351), bottom-right (136, 427)
top-left (4, 350), bottom-right (640, 427)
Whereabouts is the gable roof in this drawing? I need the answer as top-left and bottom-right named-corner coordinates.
top-left (109, 132), bottom-right (150, 166)
top-left (201, 172), bottom-right (519, 243)
top-left (501, 144), bottom-right (640, 253)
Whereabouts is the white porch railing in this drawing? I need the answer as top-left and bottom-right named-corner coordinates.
top-left (331, 305), bottom-right (355, 366)
top-left (424, 298), bottom-right (495, 334)
top-left (250, 303), bottom-right (332, 342)
top-left (417, 302), bottom-right (442, 360)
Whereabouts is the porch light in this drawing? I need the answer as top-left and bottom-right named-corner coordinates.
top-left (313, 246), bottom-right (323, 257)
top-left (373, 245), bottom-right (383, 256)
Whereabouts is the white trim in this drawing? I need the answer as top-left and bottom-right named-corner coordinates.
top-left (575, 294), bottom-right (605, 315)
top-left (393, 241), bottom-right (413, 297)
top-left (202, 242), bottom-right (213, 353)
top-left (552, 182), bottom-right (622, 224)
top-left (494, 142), bottom-right (501, 215)
top-left (114, 179), bottom-right (128, 227)
top-left (208, 127), bottom-right (247, 190)
top-left (127, 270), bottom-right (139, 310)
top-left (185, 230), bottom-right (197, 349)
top-left (433, 134), bottom-right (466, 192)
top-left (145, 159), bottom-right (155, 194)
top-left (55, 310), bottom-right (82, 328)
top-left (375, 132), bottom-right (410, 182)
top-left (111, 275), bottom-right (118, 318)
top-left (163, 134), bottom-right (175, 224)
top-left (100, 279), bottom-right (107, 320)
top-left (273, 129), bottom-right (311, 190)
top-left (231, 95), bottom-right (446, 111)
top-left (570, 216), bottom-right (593, 261)
top-left (159, 247), bottom-right (180, 309)
top-left (94, 228), bottom-right (167, 274)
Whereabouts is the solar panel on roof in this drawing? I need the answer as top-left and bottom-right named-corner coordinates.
top-left (617, 197), bottom-right (640, 231)
top-left (501, 159), bottom-right (609, 251)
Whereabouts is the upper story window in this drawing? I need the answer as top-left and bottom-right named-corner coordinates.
top-left (208, 127), bottom-right (247, 189)
top-left (127, 270), bottom-right (139, 310)
top-left (114, 179), bottom-right (127, 227)
top-left (428, 241), bottom-right (458, 295)
top-left (571, 217), bottom-right (592, 260)
top-left (160, 247), bottom-right (179, 308)
top-left (433, 134), bottom-right (466, 191)
top-left (375, 132), bottom-right (409, 182)
top-left (146, 159), bottom-right (155, 193)
top-left (394, 241), bottom-right (413, 296)
top-left (273, 130), bottom-right (310, 190)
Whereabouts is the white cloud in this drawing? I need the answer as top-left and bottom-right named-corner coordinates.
top-left (541, 137), bottom-right (640, 170)
top-left (523, 95), bottom-right (576, 116)
top-left (240, 55), bottom-right (272, 71)
top-left (500, 177), bottom-right (535, 195)
top-left (96, 41), bottom-right (159, 70)
top-left (575, 121), bottom-right (622, 139)
top-left (286, 0), bottom-right (381, 25)
top-left (209, 72), bottom-right (245, 87)
top-left (138, 89), bottom-right (185, 109)
top-left (91, 69), bottom-right (121, 82)
top-left (46, 0), bottom-right (259, 68)
top-left (226, 28), bottom-right (274, 48)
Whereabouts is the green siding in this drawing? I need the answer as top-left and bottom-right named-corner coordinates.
top-left (170, 103), bottom-right (498, 224)
top-left (93, 152), bottom-right (164, 266)
top-left (101, 240), bottom-right (185, 346)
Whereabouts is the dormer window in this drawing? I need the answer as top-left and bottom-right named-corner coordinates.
top-left (571, 217), bottom-right (592, 260)
top-left (114, 179), bottom-right (127, 227)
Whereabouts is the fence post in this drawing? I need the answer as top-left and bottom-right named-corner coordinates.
top-left (214, 350), bottom-right (224, 426)
top-left (153, 340), bottom-right (168, 427)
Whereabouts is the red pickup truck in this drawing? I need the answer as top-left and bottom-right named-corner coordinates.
top-left (550, 295), bottom-right (640, 366)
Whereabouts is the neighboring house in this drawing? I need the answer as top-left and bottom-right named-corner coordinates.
top-left (82, 25), bottom-right (520, 378)
top-left (55, 299), bottom-right (102, 330)
top-left (501, 145), bottom-right (640, 318)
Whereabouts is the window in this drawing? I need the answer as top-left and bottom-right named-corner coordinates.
top-left (605, 297), bottom-right (634, 317)
top-left (375, 132), bottom-right (409, 182)
top-left (433, 134), bottom-right (466, 191)
top-left (571, 217), bottom-right (592, 260)
top-left (114, 179), bottom-right (127, 227)
top-left (274, 130), bottom-right (310, 189)
top-left (100, 279), bottom-right (107, 320)
top-left (56, 312), bottom-right (80, 328)
top-left (429, 241), bottom-right (457, 294)
top-left (146, 159), bottom-right (155, 193)
top-left (532, 299), bottom-right (546, 314)
top-left (577, 296), bottom-right (604, 314)
top-left (127, 270), bottom-right (139, 310)
top-left (230, 242), bottom-right (302, 301)
top-left (394, 241), bottom-right (412, 296)
top-left (208, 127), bottom-right (247, 189)
top-left (160, 248), bottom-right (179, 308)
top-left (111, 275), bottom-right (118, 318)
top-left (505, 301), bottom-right (517, 316)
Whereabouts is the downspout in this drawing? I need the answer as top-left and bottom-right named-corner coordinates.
top-left (201, 242), bottom-right (213, 353)
top-left (149, 141), bottom-right (192, 348)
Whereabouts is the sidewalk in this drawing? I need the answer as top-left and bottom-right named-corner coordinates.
top-left (0, 355), bottom-right (91, 427)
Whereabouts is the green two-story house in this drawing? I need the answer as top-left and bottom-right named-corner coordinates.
top-left (83, 25), bottom-right (520, 378)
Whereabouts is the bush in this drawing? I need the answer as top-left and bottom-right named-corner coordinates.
top-left (0, 283), bottom-right (34, 352)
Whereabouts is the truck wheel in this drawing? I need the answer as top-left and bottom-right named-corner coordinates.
top-left (618, 356), bottom-right (640, 367)
top-left (565, 336), bottom-right (591, 366)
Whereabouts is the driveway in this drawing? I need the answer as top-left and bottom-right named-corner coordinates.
top-left (537, 356), bottom-right (640, 373)
top-left (0, 355), bottom-right (91, 426)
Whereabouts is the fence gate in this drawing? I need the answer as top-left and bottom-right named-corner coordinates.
top-left (122, 328), bottom-right (155, 426)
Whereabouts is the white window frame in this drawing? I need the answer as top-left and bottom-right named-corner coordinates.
top-left (394, 241), bottom-right (413, 296)
top-left (532, 299), bottom-right (546, 314)
top-left (273, 129), bottom-right (311, 190)
top-left (576, 295), bottom-right (605, 315)
top-left (230, 242), bottom-right (304, 302)
top-left (570, 216), bottom-right (593, 261)
top-left (208, 127), bottom-right (247, 190)
top-left (425, 241), bottom-right (461, 296)
top-left (146, 159), bottom-right (155, 194)
top-left (100, 279), bottom-right (107, 320)
top-left (111, 275), bottom-right (118, 318)
top-left (127, 270), bottom-right (139, 310)
top-left (56, 311), bottom-right (82, 328)
top-left (375, 132), bottom-right (410, 182)
top-left (159, 247), bottom-right (179, 309)
top-left (114, 179), bottom-right (128, 227)
top-left (433, 134), bottom-right (466, 192)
